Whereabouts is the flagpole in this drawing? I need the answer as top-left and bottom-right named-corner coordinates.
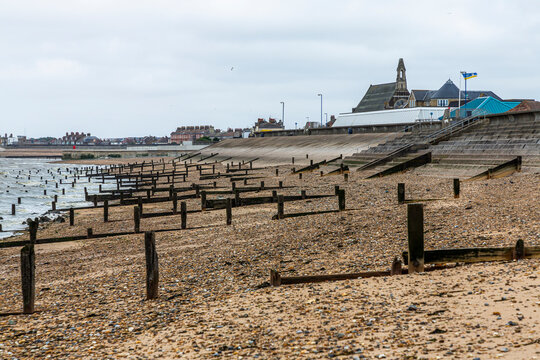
top-left (459, 71), bottom-right (464, 119)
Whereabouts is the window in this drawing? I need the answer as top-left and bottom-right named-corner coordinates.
top-left (409, 100), bottom-right (416, 108)
top-left (437, 99), bottom-right (449, 107)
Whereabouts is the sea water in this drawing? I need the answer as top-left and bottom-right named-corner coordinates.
top-left (0, 158), bottom-right (108, 239)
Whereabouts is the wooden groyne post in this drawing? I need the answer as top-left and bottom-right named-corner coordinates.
top-left (21, 220), bottom-right (38, 314)
top-left (407, 203), bottom-right (424, 274)
top-left (145, 231), bottom-right (159, 300)
top-left (453, 178), bottom-right (460, 198)
top-left (397, 183), bottom-right (405, 204)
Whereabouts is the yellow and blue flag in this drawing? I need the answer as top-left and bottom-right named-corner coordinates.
top-left (462, 72), bottom-right (477, 80)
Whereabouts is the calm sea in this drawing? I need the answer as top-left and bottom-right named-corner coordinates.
top-left (0, 158), bottom-right (106, 239)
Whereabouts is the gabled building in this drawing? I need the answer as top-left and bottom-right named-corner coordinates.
top-left (352, 58), bottom-right (410, 112)
top-left (409, 79), bottom-right (501, 108)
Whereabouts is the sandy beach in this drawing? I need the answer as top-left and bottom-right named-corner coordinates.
top-left (0, 159), bottom-right (539, 359)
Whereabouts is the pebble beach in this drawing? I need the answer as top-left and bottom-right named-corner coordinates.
top-left (0, 158), bottom-right (539, 359)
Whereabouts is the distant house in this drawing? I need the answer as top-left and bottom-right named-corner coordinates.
top-left (170, 125), bottom-right (215, 143)
top-left (408, 79), bottom-right (501, 108)
top-left (253, 118), bottom-right (284, 132)
top-left (304, 121), bottom-right (321, 129)
top-left (58, 132), bottom-right (91, 145)
top-left (352, 58), bottom-right (410, 112)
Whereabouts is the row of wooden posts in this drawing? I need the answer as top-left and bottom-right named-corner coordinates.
top-left (270, 202), bottom-right (540, 286)
top-left (19, 222), bottom-right (160, 313)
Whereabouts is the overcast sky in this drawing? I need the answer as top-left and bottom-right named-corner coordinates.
top-left (0, 0), bottom-right (539, 138)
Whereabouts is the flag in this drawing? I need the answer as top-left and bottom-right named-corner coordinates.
top-left (462, 72), bottom-right (477, 80)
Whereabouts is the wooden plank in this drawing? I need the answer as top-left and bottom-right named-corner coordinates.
top-left (402, 245), bottom-right (540, 265)
top-left (270, 265), bottom-right (455, 286)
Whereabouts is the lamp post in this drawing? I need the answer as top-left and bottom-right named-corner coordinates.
top-left (317, 93), bottom-right (323, 126)
top-left (280, 101), bottom-right (285, 128)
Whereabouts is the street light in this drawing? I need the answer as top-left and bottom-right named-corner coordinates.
top-left (280, 101), bottom-right (285, 128)
top-left (317, 94), bottom-right (323, 126)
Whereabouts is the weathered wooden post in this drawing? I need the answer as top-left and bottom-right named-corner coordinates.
top-left (146, 189), bottom-right (151, 199)
top-left (301, 190), bottom-right (306, 199)
top-left (234, 190), bottom-right (240, 206)
top-left (180, 202), bottom-right (187, 229)
top-left (51, 201), bottom-right (56, 211)
top-left (338, 189), bottom-right (346, 211)
top-left (21, 221), bottom-right (37, 313)
top-left (12, 204), bottom-right (16, 215)
top-left (334, 185), bottom-right (340, 196)
top-left (172, 192), bottom-right (178, 214)
top-left (145, 231), bottom-right (159, 300)
top-left (514, 239), bottom-right (524, 260)
top-left (93, 195), bottom-right (98, 207)
top-left (69, 208), bottom-right (74, 226)
top-left (390, 257), bottom-right (402, 275)
top-left (87, 228), bottom-right (93, 238)
top-left (138, 196), bottom-right (143, 214)
top-left (226, 198), bottom-right (232, 225)
top-left (272, 190), bottom-right (277, 202)
top-left (18, 197), bottom-right (21, 204)
top-left (292, 157), bottom-right (294, 164)
top-left (310, 159), bottom-right (313, 166)
top-left (344, 173), bottom-right (349, 182)
top-left (397, 183), bottom-right (405, 204)
top-left (29, 219), bottom-right (38, 244)
top-left (299, 173), bottom-right (302, 180)
top-left (407, 203), bottom-right (424, 274)
top-left (201, 191), bottom-right (207, 211)
top-left (270, 269), bottom-right (281, 286)
top-left (279, 181), bottom-right (283, 188)
top-left (516, 156), bottom-right (522, 172)
top-left (260, 181), bottom-right (265, 190)
top-left (134, 206), bottom-right (141, 233)
top-left (275, 169), bottom-right (279, 176)
top-left (277, 195), bottom-right (284, 219)
top-left (62, 188), bottom-right (65, 195)
top-left (103, 200), bottom-right (109, 222)
top-left (453, 178), bottom-right (460, 199)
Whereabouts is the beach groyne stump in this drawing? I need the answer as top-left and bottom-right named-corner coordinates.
top-left (407, 203), bottom-right (424, 274)
top-left (21, 220), bottom-right (38, 314)
top-left (453, 178), bottom-right (460, 198)
top-left (397, 183), bottom-right (405, 204)
top-left (144, 231), bottom-right (159, 300)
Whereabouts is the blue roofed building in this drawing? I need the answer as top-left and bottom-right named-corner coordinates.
top-left (445, 97), bottom-right (521, 119)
